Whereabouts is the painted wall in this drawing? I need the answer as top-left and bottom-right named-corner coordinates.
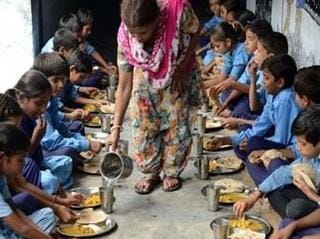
top-left (0, 0), bottom-right (33, 93)
top-left (271, 0), bottom-right (320, 67)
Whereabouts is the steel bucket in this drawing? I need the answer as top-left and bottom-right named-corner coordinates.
top-left (99, 147), bottom-right (133, 180)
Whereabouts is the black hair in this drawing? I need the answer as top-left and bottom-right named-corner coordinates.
top-left (77, 8), bottom-right (94, 26)
top-left (14, 70), bottom-right (52, 99)
top-left (0, 123), bottom-right (30, 156)
top-left (292, 104), bottom-right (320, 146)
top-left (52, 28), bottom-right (79, 52)
top-left (211, 22), bottom-right (237, 43)
top-left (232, 10), bottom-right (256, 41)
top-left (33, 53), bottom-right (69, 78)
top-left (59, 13), bottom-right (82, 33)
top-left (246, 19), bottom-right (273, 39)
top-left (68, 49), bottom-right (92, 73)
top-left (259, 31), bottom-right (288, 55)
top-left (121, 0), bottom-right (160, 28)
top-left (294, 66), bottom-right (320, 104)
top-left (0, 94), bottom-right (23, 122)
top-left (221, 0), bottom-right (239, 13)
top-left (261, 54), bottom-right (297, 89)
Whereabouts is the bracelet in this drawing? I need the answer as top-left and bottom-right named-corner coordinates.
top-left (110, 125), bottom-right (123, 132)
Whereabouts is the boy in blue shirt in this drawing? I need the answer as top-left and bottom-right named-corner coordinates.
top-left (234, 105), bottom-right (320, 225)
top-left (76, 8), bottom-right (117, 86)
top-left (209, 54), bottom-right (300, 165)
top-left (0, 123), bottom-right (55, 238)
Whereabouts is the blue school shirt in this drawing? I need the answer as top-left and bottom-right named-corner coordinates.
top-left (41, 37), bottom-right (54, 53)
top-left (259, 156), bottom-right (320, 193)
top-left (202, 50), bottom-right (233, 75)
top-left (83, 41), bottom-right (95, 56)
top-left (203, 49), bottom-right (215, 66)
top-left (203, 16), bottom-right (223, 33)
top-left (230, 42), bottom-right (250, 80)
top-left (41, 97), bottom-right (89, 152)
top-left (0, 176), bottom-right (12, 218)
top-left (231, 88), bottom-right (300, 146)
top-left (238, 62), bottom-right (266, 107)
top-left (59, 80), bottom-right (80, 106)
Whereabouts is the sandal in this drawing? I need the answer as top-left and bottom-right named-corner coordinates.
top-left (134, 176), bottom-right (161, 195)
top-left (162, 176), bottom-right (182, 192)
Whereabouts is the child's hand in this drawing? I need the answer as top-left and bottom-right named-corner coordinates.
top-left (248, 61), bottom-right (258, 77)
top-left (55, 205), bottom-right (80, 223)
top-left (248, 150), bottom-right (265, 164)
top-left (82, 87), bottom-right (99, 96)
top-left (106, 64), bottom-right (118, 75)
top-left (33, 116), bottom-right (47, 142)
top-left (69, 109), bottom-right (85, 120)
top-left (214, 79), bottom-right (235, 93)
top-left (89, 140), bottom-right (102, 153)
top-left (221, 117), bottom-right (240, 130)
top-left (239, 139), bottom-right (248, 151)
top-left (270, 222), bottom-right (297, 239)
top-left (233, 196), bottom-right (255, 218)
top-left (62, 192), bottom-right (85, 207)
top-left (293, 175), bottom-right (316, 198)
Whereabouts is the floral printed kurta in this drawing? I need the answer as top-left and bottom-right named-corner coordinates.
top-left (117, 4), bottom-right (200, 177)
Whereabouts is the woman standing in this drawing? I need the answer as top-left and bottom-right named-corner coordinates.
top-left (109, 0), bottom-right (200, 193)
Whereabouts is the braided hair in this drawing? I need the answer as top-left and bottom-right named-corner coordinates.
top-left (0, 93), bottom-right (23, 122)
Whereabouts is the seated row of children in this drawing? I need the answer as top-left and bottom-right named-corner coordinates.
top-left (0, 9), bottom-right (119, 238)
top-left (198, 0), bottom-right (320, 238)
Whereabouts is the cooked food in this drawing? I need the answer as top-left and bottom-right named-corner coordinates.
top-left (228, 217), bottom-right (265, 232)
top-left (260, 149), bottom-right (286, 164)
top-left (83, 163), bottom-right (99, 174)
top-left (80, 151), bottom-right (96, 161)
top-left (209, 156), bottom-right (242, 172)
top-left (203, 136), bottom-right (231, 151)
top-left (229, 228), bottom-right (265, 239)
top-left (77, 208), bottom-right (107, 224)
top-left (59, 224), bottom-right (96, 236)
top-left (100, 102), bottom-right (115, 114)
top-left (90, 90), bottom-right (107, 100)
top-left (215, 179), bottom-right (244, 194)
top-left (292, 163), bottom-right (317, 191)
top-left (219, 193), bottom-right (248, 204)
top-left (82, 193), bottom-right (101, 207)
top-left (84, 104), bottom-right (98, 113)
top-left (206, 117), bottom-right (222, 129)
top-left (85, 116), bottom-right (101, 126)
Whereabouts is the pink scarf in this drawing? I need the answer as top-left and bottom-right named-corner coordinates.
top-left (118, 0), bottom-right (190, 89)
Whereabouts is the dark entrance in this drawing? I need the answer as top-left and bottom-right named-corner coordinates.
top-left (31, 0), bottom-right (245, 62)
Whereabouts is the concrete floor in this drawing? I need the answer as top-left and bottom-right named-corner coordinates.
top-left (72, 119), bottom-right (280, 239)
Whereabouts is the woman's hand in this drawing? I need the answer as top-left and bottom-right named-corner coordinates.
top-left (68, 109), bottom-right (86, 120)
top-left (107, 128), bottom-right (121, 152)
